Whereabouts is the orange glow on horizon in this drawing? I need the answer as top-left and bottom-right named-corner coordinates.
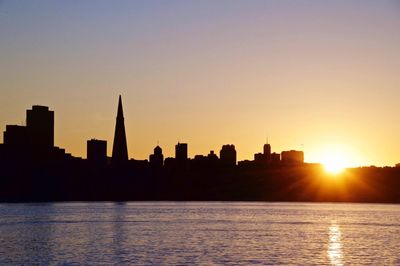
top-left (322, 155), bottom-right (346, 175)
top-left (316, 144), bottom-right (359, 174)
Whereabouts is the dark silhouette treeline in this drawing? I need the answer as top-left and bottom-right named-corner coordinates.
top-left (1, 97), bottom-right (400, 203)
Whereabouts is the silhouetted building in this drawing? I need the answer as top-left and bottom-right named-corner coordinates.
top-left (281, 150), bottom-right (304, 164)
top-left (264, 143), bottom-right (271, 162)
top-left (164, 157), bottom-right (175, 167)
top-left (238, 159), bottom-right (253, 168)
top-left (254, 142), bottom-right (272, 165)
top-left (27, 105), bottom-right (54, 152)
top-left (149, 145), bottom-right (164, 168)
top-left (254, 152), bottom-right (265, 162)
top-left (52, 146), bottom-right (73, 161)
top-left (191, 150), bottom-right (220, 169)
top-left (112, 95), bottom-right (129, 164)
top-left (207, 150), bottom-right (218, 160)
top-left (193, 155), bottom-right (207, 167)
top-left (263, 143), bottom-right (271, 156)
top-left (271, 152), bottom-right (281, 163)
top-left (3, 125), bottom-right (28, 148)
top-left (220, 144), bottom-right (236, 167)
top-left (163, 157), bottom-right (177, 171)
top-left (128, 158), bottom-right (148, 169)
top-left (87, 139), bottom-right (107, 165)
top-left (0, 144), bottom-right (4, 160)
top-left (175, 142), bottom-right (188, 161)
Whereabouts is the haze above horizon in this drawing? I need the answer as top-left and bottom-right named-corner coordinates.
top-left (1, 0), bottom-right (400, 167)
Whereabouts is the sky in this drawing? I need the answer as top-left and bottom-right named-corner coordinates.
top-left (1, 0), bottom-right (400, 166)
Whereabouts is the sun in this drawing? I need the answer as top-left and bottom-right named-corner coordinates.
top-left (313, 143), bottom-right (358, 175)
top-left (320, 152), bottom-right (348, 175)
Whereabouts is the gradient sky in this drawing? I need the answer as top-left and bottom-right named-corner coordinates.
top-left (1, 0), bottom-right (400, 166)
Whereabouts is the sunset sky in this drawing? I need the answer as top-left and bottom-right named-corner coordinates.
top-left (1, 0), bottom-right (400, 167)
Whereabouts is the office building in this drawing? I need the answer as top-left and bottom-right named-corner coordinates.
top-left (150, 145), bottom-right (164, 168)
top-left (281, 150), bottom-right (304, 164)
top-left (271, 152), bottom-right (281, 163)
top-left (26, 105), bottom-right (54, 151)
top-left (3, 125), bottom-right (28, 148)
top-left (220, 144), bottom-right (236, 166)
top-left (175, 142), bottom-right (188, 161)
top-left (87, 139), bottom-right (107, 165)
top-left (264, 143), bottom-right (271, 162)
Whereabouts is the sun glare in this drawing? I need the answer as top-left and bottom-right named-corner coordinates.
top-left (314, 143), bottom-right (360, 175)
top-left (320, 150), bottom-right (349, 175)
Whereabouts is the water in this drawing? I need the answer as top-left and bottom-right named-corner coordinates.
top-left (0, 202), bottom-right (399, 265)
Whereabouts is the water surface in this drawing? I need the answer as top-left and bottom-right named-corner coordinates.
top-left (0, 202), bottom-right (399, 265)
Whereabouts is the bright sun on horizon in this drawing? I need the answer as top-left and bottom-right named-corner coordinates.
top-left (318, 146), bottom-right (355, 175)
top-left (322, 154), bottom-right (347, 174)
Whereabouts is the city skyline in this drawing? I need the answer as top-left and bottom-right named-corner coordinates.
top-left (0, 93), bottom-right (398, 167)
top-left (1, 1), bottom-right (400, 167)
top-left (4, 95), bottom-right (400, 204)
top-left (2, 96), bottom-right (305, 167)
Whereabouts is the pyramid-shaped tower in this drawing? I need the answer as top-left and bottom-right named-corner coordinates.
top-left (112, 95), bottom-right (128, 164)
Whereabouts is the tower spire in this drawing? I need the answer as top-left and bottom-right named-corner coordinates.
top-left (117, 95), bottom-right (124, 118)
top-left (112, 95), bottom-right (128, 164)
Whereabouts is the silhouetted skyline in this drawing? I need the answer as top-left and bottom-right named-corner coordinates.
top-left (1, 97), bottom-right (305, 166)
top-left (2, 97), bottom-right (307, 166)
top-left (1, 98), bottom-right (400, 203)
top-left (1, 1), bottom-right (399, 167)
top-left (1, 97), bottom-right (399, 168)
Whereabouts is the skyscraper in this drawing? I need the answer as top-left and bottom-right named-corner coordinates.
top-left (112, 95), bottom-right (128, 164)
top-left (26, 105), bottom-right (54, 151)
top-left (263, 142), bottom-right (272, 163)
top-left (175, 142), bottom-right (188, 161)
top-left (263, 143), bottom-right (271, 157)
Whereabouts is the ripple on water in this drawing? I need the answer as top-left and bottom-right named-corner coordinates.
top-left (0, 202), bottom-right (399, 264)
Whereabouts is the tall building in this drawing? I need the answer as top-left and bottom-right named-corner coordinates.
top-left (87, 139), bottom-right (107, 165)
top-left (264, 143), bottom-right (271, 159)
top-left (26, 105), bottom-right (54, 151)
top-left (175, 142), bottom-right (188, 161)
top-left (149, 145), bottom-right (164, 168)
top-left (112, 95), bottom-right (129, 164)
top-left (220, 144), bottom-right (236, 167)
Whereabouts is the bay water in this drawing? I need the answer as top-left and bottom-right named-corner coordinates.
top-left (0, 202), bottom-right (399, 265)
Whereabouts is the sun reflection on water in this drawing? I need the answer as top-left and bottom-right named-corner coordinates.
top-left (328, 221), bottom-right (343, 266)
